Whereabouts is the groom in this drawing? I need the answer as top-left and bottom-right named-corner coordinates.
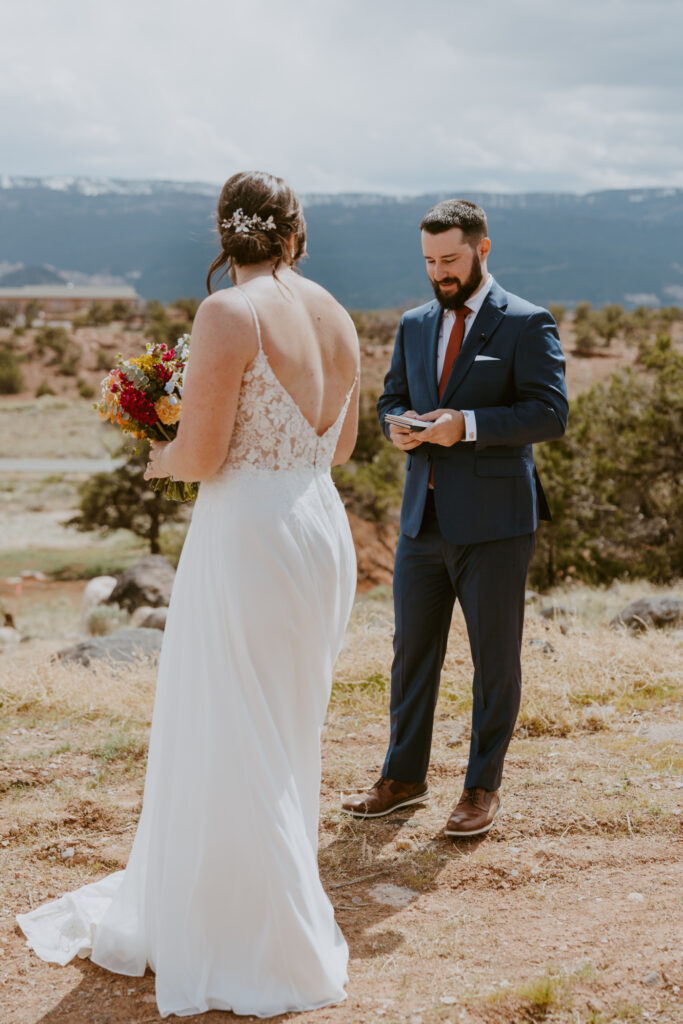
top-left (342, 199), bottom-right (568, 836)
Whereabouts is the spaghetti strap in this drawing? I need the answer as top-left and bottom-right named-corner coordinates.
top-left (233, 287), bottom-right (263, 351)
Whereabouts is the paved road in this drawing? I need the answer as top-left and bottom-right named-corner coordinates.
top-left (0, 457), bottom-right (125, 474)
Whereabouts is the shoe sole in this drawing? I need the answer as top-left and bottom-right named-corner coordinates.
top-left (341, 791), bottom-right (430, 819)
top-left (444, 801), bottom-right (502, 837)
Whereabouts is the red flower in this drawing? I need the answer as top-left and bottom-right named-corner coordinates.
top-left (153, 362), bottom-right (173, 383)
top-left (119, 383), bottom-right (158, 426)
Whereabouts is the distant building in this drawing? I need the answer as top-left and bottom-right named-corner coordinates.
top-left (0, 284), bottom-right (140, 314)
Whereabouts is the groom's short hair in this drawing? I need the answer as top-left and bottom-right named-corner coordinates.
top-left (420, 199), bottom-right (488, 245)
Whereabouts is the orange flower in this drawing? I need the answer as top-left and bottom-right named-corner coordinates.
top-left (155, 396), bottom-right (181, 425)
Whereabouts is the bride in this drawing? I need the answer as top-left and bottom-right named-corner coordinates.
top-left (16, 171), bottom-right (360, 1018)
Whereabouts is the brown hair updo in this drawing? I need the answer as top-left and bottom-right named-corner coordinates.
top-left (206, 171), bottom-right (307, 293)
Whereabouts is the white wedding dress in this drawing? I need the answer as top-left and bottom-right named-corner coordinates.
top-left (17, 290), bottom-right (357, 1018)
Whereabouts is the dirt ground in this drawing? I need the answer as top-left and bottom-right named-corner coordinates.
top-left (1, 582), bottom-right (681, 1024)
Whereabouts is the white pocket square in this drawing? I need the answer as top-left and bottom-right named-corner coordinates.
top-left (474, 354), bottom-right (501, 362)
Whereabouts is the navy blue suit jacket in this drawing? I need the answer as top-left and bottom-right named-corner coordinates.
top-left (377, 278), bottom-right (569, 545)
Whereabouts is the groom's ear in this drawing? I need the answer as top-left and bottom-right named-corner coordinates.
top-left (478, 237), bottom-right (492, 259)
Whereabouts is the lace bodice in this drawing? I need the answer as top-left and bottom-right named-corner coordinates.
top-left (218, 289), bottom-right (356, 474)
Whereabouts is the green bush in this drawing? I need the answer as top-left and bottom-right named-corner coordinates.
top-left (68, 443), bottom-right (187, 554)
top-left (95, 345), bottom-right (114, 371)
top-left (35, 379), bottom-right (56, 397)
top-left (547, 304), bottom-right (566, 327)
top-left (531, 335), bottom-right (683, 588)
top-left (0, 304), bottom-right (17, 328)
top-left (35, 325), bottom-right (70, 358)
top-left (77, 377), bottom-right (96, 398)
top-left (58, 345), bottom-right (81, 376)
top-left (0, 349), bottom-right (24, 393)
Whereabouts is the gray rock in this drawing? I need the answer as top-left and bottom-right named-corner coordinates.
top-left (140, 607), bottom-right (168, 631)
top-left (528, 637), bottom-right (556, 654)
top-left (540, 604), bottom-right (577, 620)
top-left (107, 556), bottom-right (176, 613)
top-left (611, 596), bottom-right (683, 632)
top-left (58, 627), bottom-right (163, 667)
top-left (130, 604), bottom-right (155, 628)
top-left (643, 971), bottom-right (663, 988)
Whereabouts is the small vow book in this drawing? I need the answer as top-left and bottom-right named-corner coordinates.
top-left (385, 413), bottom-right (429, 432)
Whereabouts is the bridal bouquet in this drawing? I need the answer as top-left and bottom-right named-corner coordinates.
top-left (95, 335), bottom-right (198, 501)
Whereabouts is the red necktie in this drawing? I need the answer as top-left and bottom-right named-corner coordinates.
top-left (438, 306), bottom-right (470, 398)
top-left (429, 306), bottom-right (471, 488)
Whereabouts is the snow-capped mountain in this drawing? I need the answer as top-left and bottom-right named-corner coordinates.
top-left (1, 177), bottom-right (682, 308)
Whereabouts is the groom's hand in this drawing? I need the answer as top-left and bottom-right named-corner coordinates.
top-left (417, 409), bottom-right (465, 446)
top-left (389, 411), bottom-right (425, 450)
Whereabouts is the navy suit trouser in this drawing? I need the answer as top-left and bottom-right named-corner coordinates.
top-left (383, 491), bottom-right (535, 791)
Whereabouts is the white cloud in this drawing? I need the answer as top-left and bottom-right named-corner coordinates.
top-left (1, 0), bottom-right (682, 193)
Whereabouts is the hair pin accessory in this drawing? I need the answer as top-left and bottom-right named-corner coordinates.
top-left (220, 208), bottom-right (276, 235)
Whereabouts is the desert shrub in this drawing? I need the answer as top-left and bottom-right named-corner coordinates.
top-left (351, 309), bottom-right (400, 348)
top-left (572, 319), bottom-right (598, 354)
top-left (69, 443), bottom-right (187, 554)
top-left (0, 349), bottom-right (24, 393)
top-left (24, 300), bottom-right (41, 327)
top-left (58, 345), bottom-right (81, 376)
top-left (85, 603), bottom-right (128, 636)
top-left (532, 335), bottom-right (683, 588)
top-left (547, 304), bottom-right (566, 327)
top-left (34, 325), bottom-right (70, 357)
top-left (171, 297), bottom-right (199, 320)
top-left (0, 304), bottom-right (17, 327)
top-left (144, 302), bottom-right (192, 347)
top-left (594, 303), bottom-right (624, 347)
top-left (95, 345), bottom-right (114, 371)
top-left (77, 377), bottom-right (96, 398)
top-left (35, 379), bottom-right (56, 397)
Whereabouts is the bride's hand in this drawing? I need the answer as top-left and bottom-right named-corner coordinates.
top-left (144, 441), bottom-right (171, 480)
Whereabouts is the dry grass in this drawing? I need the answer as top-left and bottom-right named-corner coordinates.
top-left (1, 583), bottom-right (682, 1024)
top-left (334, 586), bottom-right (683, 739)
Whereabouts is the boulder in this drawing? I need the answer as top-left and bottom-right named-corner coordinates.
top-left (140, 607), bottom-right (168, 631)
top-left (528, 637), bottom-right (556, 654)
top-left (611, 596), bottom-right (683, 632)
top-left (58, 627), bottom-right (163, 667)
top-left (107, 556), bottom-right (176, 613)
top-left (0, 626), bottom-right (21, 646)
top-left (130, 605), bottom-right (156, 628)
top-left (80, 575), bottom-right (118, 628)
top-left (539, 604), bottom-right (577, 620)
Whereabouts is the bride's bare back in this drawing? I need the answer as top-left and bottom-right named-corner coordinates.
top-left (233, 269), bottom-right (359, 437)
top-left (157, 265), bottom-right (360, 483)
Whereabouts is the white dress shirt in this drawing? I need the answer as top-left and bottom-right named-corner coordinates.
top-left (436, 273), bottom-right (493, 442)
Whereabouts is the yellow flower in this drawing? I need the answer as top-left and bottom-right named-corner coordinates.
top-left (155, 396), bottom-right (181, 425)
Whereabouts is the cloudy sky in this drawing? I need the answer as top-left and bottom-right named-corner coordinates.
top-left (2, 0), bottom-right (681, 195)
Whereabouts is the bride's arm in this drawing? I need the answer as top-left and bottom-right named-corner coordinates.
top-left (146, 294), bottom-right (256, 483)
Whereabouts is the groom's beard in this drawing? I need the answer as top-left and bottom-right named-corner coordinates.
top-left (431, 251), bottom-right (483, 310)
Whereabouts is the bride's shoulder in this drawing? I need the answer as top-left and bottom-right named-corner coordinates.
top-left (190, 289), bottom-right (257, 356)
top-left (187, 288), bottom-right (259, 368)
top-left (297, 278), bottom-right (358, 335)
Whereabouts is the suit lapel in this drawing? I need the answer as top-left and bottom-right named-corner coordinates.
top-left (421, 300), bottom-right (442, 409)
top-left (439, 279), bottom-right (507, 407)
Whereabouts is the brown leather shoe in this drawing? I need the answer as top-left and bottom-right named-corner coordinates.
top-left (444, 787), bottom-right (501, 837)
top-left (341, 777), bottom-right (429, 818)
